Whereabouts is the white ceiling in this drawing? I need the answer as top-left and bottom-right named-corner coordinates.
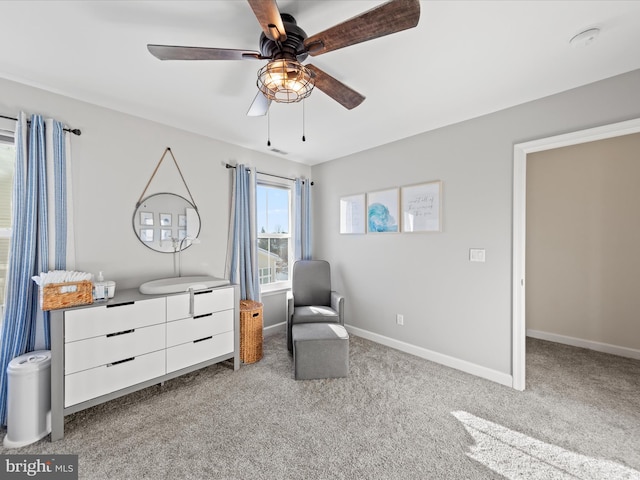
top-left (2, 1), bottom-right (640, 165)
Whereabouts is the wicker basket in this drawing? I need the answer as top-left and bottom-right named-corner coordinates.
top-left (40, 280), bottom-right (93, 311)
top-left (239, 300), bottom-right (263, 364)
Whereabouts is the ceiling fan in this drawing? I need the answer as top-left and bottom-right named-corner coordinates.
top-left (147, 0), bottom-right (420, 116)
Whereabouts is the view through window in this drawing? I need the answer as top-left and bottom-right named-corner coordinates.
top-left (257, 181), bottom-right (291, 287)
top-left (0, 135), bottom-right (15, 309)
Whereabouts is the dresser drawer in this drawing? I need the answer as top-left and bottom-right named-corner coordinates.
top-left (166, 293), bottom-right (190, 321)
top-left (64, 350), bottom-right (165, 407)
top-left (166, 331), bottom-right (234, 373)
top-left (65, 298), bottom-right (165, 342)
top-left (167, 309), bottom-right (233, 348)
top-left (167, 287), bottom-right (235, 321)
top-left (65, 323), bottom-right (165, 375)
top-left (193, 288), bottom-right (234, 315)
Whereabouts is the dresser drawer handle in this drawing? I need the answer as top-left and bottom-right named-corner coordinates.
top-left (106, 301), bottom-right (135, 308)
top-left (106, 329), bottom-right (135, 338)
top-left (193, 336), bottom-right (213, 344)
top-left (193, 313), bottom-right (213, 319)
top-left (193, 290), bottom-right (213, 295)
top-left (107, 357), bottom-right (135, 367)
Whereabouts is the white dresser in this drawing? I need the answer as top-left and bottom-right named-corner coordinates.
top-left (50, 285), bottom-right (239, 441)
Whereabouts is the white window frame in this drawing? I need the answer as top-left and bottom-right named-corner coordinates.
top-left (256, 174), bottom-right (294, 293)
top-left (0, 119), bottom-right (15, 322)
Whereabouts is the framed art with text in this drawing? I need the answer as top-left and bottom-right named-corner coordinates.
top-left (401, 181), bottom-right (442, 232)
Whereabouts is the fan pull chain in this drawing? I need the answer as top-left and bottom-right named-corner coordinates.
top-left (267, 109), bottom-right (271, 147)
top-left (302, 100), bottom-right (306, 142)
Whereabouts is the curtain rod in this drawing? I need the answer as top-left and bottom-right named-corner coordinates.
top-left (0, 114), bottom-right (82, 136)
top-left (225, 163), bottom-right (314, 185)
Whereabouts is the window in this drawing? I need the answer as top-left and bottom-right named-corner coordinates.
top-left (257, 178), bottom-right (292, 290)
top-left (0, 133), bottom-right (15, 309)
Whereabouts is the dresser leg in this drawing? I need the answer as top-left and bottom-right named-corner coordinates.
top-left (50, 311), bottom-right (65, 441)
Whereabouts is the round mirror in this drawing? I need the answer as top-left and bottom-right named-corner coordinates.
top-left (132, 193), bottom-right (201, 253)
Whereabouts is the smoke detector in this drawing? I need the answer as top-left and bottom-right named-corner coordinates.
top-left (570, 28), bottom-right (600, 47)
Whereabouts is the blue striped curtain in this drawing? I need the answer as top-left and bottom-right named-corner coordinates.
top-left (0, 113), bottom-right (71, 425)
top-left (228, 165), bottom-right (259, 301)
top-left (294, 178), bottom-right (311, 261)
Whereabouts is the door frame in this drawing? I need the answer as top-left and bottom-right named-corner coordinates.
top-left (512, 117), bottom-right (640, 390)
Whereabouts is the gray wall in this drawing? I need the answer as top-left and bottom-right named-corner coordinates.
top-left (261, 291), bottom-right (288, 331)
top-left (0, 77), bottom-right (310, 295)
top-left (311, 69), bottom-right (640, 379)
top-left (4, 68), bottom-right (640, 383)
top-left (526, 133), bottom-right (640, 351)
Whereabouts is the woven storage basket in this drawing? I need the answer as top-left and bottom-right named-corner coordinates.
top-left (239, 300), bottom-right (263, 364)
top-left (40, 280), bottom-right (93, 311)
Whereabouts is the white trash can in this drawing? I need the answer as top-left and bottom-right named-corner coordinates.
top-left (3, 350), bottom-right (51, 448)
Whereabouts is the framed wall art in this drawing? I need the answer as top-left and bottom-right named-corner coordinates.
top-left (367, 188), bottom-right (399, 233)
top-left (160, 228), bottom-right (173, 241)
top-left (401, 181), bottom-right (442, 232)
top-left (139, 229), bottom-right (154, 242)
top-left (140, 212), bottom-right (153, 226)
top-left (160, 213), bottom-right (172, 226)
top-left (340, 193), bottom-right (366, 234)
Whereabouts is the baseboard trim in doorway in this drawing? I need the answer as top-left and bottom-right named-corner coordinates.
top-left (527, 329), bottom-right (640, 361)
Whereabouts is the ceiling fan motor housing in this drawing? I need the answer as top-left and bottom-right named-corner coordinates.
top-left (260, 14), bottom-right (309, 62)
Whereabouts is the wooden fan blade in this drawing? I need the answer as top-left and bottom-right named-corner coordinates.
top-left (247, 0), bottom-right (287, 42)
top-left (304, 0), bottom-right (420, 56)
top-left (147, 44), bottom-right (262, 61)
top-left (307, 65), bottom-right (365, 110)
top-left (247, 91), bottom-right (272, 116)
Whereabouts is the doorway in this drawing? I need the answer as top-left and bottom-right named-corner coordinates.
top-left (511, 117), bottom-right (640, 390)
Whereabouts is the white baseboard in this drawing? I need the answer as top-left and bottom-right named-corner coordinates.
top-left (264, 321), bottom-right (286, 337)
top-left (345, 324), bottom-right (513, 388)
top-left (526, 329), bottom-right (640, 360)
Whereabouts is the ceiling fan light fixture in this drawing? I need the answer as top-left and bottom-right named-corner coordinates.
top-left (257, 59), bottom-right (315, 103)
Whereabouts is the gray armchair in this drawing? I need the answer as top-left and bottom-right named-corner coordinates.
top-left (287, 260), bottom-right (344, 352)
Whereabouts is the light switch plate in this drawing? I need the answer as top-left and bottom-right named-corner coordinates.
top-left (469, 248), bottom-right (486, 262)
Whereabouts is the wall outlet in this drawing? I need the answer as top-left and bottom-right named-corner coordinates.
top-left (396, 314), bottom-right (404, 326)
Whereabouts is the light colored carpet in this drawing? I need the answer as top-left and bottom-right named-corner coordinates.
top-left (1, 333), bottom-right (639, 479)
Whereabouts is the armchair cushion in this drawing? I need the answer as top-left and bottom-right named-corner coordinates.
top-left (292, 260), bottom-right (332, 307)
top-left (292, 306), bottom-right (339, 324)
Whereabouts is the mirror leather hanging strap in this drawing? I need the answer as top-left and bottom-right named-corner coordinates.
top-left (136, 147), bottom-right (198, 209)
